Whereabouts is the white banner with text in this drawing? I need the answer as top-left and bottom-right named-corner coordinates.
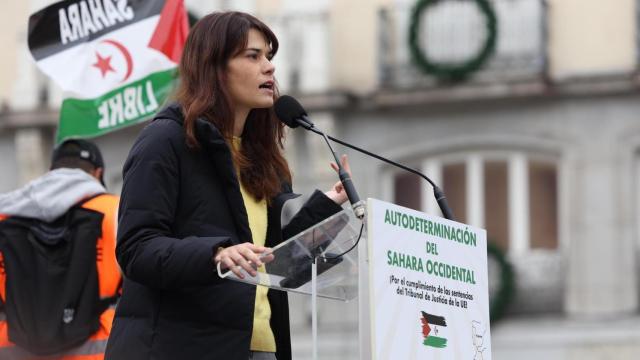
top-left (367, 198), bottom-right (491, 360)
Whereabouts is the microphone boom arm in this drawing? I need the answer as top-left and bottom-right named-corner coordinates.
top-left (302, 119), bottom-right (365, 219)
top-left (307, 127), bottom-right (455, 221)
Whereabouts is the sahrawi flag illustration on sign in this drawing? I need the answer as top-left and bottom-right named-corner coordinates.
top-left (28, 0), bottom-right (189, 142)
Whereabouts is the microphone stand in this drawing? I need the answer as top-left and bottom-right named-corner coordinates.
top-left (319, 129), bottom-right (366, 219)
top-left (294, 115), bottom-right (366, 219)
top-left (303, 126), bottom-right (455, 221)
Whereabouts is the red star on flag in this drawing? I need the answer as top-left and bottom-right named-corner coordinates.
top-left (92, 52), bottom-right (115, 78)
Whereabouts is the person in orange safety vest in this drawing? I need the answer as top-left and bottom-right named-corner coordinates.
top-left (0, 139), bottom-right (120, 360)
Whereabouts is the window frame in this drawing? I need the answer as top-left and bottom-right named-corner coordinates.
top-left (386, 149), bottom-right (566, 255)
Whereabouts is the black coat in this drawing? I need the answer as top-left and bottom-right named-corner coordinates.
top-left (105, 104), bottom-right (342, 360)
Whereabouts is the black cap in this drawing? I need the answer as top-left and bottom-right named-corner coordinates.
top-left (51, 139), bottom-right (105, 185)
top-left (51, 139), bottom-right (104, 169)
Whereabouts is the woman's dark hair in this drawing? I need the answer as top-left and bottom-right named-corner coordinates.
top-left (175, 11), bottom-right (291, 201)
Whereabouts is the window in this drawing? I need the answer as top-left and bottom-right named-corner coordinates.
top-left (393, 152), bottom-right (558, 253)
top-left (528, 161), bottom-right (558, 249)
top-left (442, 163), bottom-right (467, 224)
top-left (485, 161), bottom-right (509, 251)
top-left (393, 172), bottom-right (422, 212)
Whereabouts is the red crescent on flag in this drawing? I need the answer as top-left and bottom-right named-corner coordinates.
top-left (100, 39), bottom-right (133, 82)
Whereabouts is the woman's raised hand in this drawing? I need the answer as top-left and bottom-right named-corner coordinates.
top-left (213, 243), bottom-right (275, 279)
top-left (324, 154), bottom-right (352, 205)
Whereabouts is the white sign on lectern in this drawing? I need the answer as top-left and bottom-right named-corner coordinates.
top-left (367, 199), bottom-right (491, 360)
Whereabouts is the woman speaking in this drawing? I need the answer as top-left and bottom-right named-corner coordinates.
top-left (105, 11), bottom-right (350, 360)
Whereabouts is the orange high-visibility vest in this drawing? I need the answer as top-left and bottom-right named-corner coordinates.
top-left (0, 193), bottom-right (121, 360)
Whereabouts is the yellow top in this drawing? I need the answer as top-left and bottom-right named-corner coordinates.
top-left (232, 137), bottom-right (276, 352)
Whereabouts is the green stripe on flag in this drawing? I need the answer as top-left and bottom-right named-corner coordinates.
top-left (423, 336), bottom-right (448, 348)
top-left (57, 68), bottom-right (178, 143)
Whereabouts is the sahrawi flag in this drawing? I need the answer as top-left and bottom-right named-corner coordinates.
top-left (28, 0), bottom-right (189, 142)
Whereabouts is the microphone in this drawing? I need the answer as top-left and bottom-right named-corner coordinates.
top-left (275, 95), bottom-right (366, 219)
top-left (273, 95), bottom-right (314, 130)
top-left (274, 95), bottom-right (455, 221)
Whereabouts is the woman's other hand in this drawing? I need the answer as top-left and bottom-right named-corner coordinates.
top-left (324, 154), bottom-right (352, 205)
top-left (214, 243), bottom-right (275, 279)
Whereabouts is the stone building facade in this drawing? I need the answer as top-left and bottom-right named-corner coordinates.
top-left (2, 0), bottom-right (640, 359)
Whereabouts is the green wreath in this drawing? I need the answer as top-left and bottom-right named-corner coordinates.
top-left (486, 242), bottom-right (515, 322)
top-left (408, 0), bottom-right (497, 81)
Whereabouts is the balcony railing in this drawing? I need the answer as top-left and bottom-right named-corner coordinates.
top-left (378, 0), bottom-right (547, 89)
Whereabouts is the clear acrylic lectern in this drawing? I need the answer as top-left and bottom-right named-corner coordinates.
top-left (218, 207), bottom-right (365, 359)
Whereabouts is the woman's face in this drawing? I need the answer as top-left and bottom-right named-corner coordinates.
top-left (226, 29), bottom-right (275, 113)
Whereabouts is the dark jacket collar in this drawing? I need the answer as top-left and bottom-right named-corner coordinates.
top-left (154, 103), bottom-right (253, 244)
